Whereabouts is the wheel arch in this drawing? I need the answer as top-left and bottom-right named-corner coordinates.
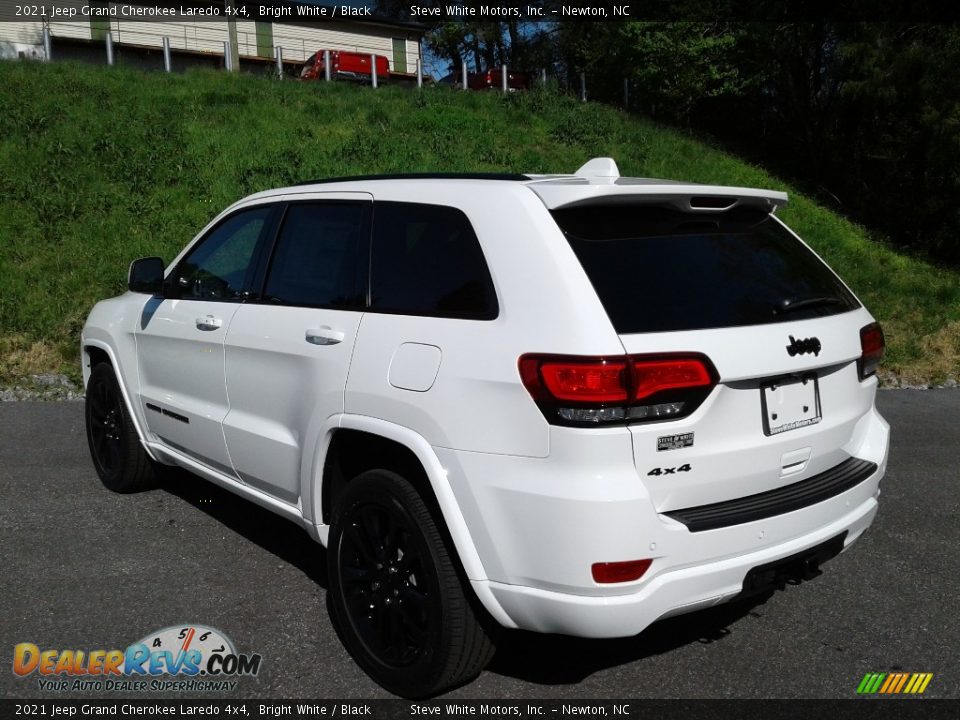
top-left (314, 417), bottom-right (486, 581)
top-left (81, 338), bottom-right (158, 463)
top-left (312, 416), bottom-right (516, 629)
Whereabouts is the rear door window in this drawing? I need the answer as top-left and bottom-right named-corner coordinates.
top-left (370, 202), bottom-right (498, 320)
top-left (552, 204), bottom-right (859, 334)
top-left (262, 202), bottom-right (367, 309)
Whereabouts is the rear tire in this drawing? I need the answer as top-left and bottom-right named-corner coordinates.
top-left (327, 469), bottom-right (495, 698)
top-left (85, 362), bottom-right (156, 493)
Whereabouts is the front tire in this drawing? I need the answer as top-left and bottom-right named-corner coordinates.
top-left (327, 469), bottom-right (494, 697)
top-left (85, 362), bottom-right (156, 493)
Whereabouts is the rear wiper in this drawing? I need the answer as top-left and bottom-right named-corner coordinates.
top-left (775, 296), bottom-right (844, 314)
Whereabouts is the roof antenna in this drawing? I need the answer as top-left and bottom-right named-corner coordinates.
top-left (574, 157), bottom-right (620, 178)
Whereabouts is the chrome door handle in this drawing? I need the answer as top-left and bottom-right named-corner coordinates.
top-left (195, 315), bottom-right (223, 331)
top-left (305, 327), bottom-right (344, 346)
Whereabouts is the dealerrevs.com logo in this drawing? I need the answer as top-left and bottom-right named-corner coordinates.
top-left (13, 624), bottom-right (262, 693)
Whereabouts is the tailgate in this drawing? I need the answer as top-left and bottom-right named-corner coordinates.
top-left (621, 308), bottom-right (878, 511)
top-left (546, 197), bottom-right (881, 512)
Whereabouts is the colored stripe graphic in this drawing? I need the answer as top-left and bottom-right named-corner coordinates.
top-left (879, 674), bottom-right (896, 693)
top-left (858, 672), bottom-right (933, 694)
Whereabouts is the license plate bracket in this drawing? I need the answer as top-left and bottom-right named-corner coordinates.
top-left (761, 374), bottom-right (821, 436)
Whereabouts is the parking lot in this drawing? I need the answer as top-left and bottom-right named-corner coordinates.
top-left (1, 391), bottom-right (957, 699)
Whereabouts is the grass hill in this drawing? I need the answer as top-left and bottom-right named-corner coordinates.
top-left (1, 61), bottom-right (957, 387)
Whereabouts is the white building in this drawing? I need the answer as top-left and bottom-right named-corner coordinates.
top-left (0, 2), bottom-right (425, 76)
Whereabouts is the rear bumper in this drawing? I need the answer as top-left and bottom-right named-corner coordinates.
top-left (473, 490), bottom-right (877, 638)
top-left (439, 405), bottom-right (889, 638)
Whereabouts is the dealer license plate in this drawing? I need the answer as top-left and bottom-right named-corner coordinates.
top-left (761, 375), bottom-right (821, 436)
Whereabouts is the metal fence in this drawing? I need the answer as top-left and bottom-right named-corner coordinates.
top-left (36, 26), bottom-right (637, 109)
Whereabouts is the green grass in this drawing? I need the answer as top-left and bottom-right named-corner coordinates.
top-left (1, 61), bottom-right (958, 385)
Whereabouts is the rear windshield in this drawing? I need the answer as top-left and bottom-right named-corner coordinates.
top-left (552, 204), bottom-right (860, 334)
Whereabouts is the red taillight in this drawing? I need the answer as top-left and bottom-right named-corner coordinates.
top-left (632, 359), bottom-right (714, 400)
top-left (519, 353), bottom-right (717, 426)
top-left (859, 322), bottom-right (885, 379)
top-left (538, 360), bottom-right (628, 402)
top-left (592, 559), bottom-right (652, 584)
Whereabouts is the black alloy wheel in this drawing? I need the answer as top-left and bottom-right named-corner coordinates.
top-left (328, 469), bottom-right (494, 697)
top-left (87, 366), bottom-right (123, 481)
top-left (85, 362), bottom-right (156, 493)
top-left (338, 495), bottom-right (437, 667)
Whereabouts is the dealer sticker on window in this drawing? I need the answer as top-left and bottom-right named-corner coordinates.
top-left (657, 432), bottom-right (694, 451)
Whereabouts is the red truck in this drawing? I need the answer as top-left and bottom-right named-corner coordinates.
top-left (300, 50), bottom-right (390, 83)
top-left (468, 68), bottom-right (530, 91)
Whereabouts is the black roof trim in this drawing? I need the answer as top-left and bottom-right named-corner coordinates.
top-left (293, 173), bottom-right (530, 187)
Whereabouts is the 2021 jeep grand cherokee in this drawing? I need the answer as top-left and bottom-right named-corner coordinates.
top-left (82, 158), bottom-right (889, 697)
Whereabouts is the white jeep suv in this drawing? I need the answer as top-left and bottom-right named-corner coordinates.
top-left (82, 158), bottom-right (889, 697)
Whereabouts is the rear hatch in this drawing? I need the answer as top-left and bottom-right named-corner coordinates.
top-left (545, 194), bottom-right (880, 512)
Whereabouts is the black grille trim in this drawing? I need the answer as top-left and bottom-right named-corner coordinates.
top-left (663, 457), bottom-right (878, 532)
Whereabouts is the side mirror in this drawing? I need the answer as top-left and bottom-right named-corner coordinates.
top-left (128, 257), bottom-right (165, 294)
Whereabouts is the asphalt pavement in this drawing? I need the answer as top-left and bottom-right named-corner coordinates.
top-left (1, 391), bottom-right (957, 700)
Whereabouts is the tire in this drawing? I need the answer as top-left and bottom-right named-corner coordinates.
top-left (327, 469), bottom-right (495, 698)
top-left (85, 362), bottom-right (156, 493)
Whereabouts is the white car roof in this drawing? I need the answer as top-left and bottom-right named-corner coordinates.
top-left (244, 157), bottom-right (788, 214)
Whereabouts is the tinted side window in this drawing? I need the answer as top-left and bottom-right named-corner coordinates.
top-left (263, 202), bottom-right (366, 309)
top-left (370, 202), bottom-right (498, 320)
top-left (175, 206), bottom-right (271, 301)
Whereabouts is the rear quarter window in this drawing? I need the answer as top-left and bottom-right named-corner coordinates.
top-left (552, 204), bottom-right (860, 334)
top-left (370, 202), bottom-right (498, 320)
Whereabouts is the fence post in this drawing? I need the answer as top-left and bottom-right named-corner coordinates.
top-left (323, 49), bottom-right (331, 81)
top-left (275, 45), bottom-right (283, 79)
top-left (105, 32), bottom-right (114, 66)
top-left (623, 77), bottom-right (629, 108)
top-left (501, 64), bottom-right (508, 94)
top-left (163, 37), bottom-right (172, 72)
top-left (371, 53), bottom-right (378, 88)
top-left (580, 72), bottom-right (587, 102)
top-left (223, 41), bottom-right (230, 71)
top-left (541, 67), bottom-right (547, 86)
top-left (416, 57), bottom-right (422, 88)
top-left (461, 61), bottom-right (467, 90)
top-left (43, 27), bottom-right (52, 61)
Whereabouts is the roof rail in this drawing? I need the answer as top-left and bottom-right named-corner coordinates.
top-left (294, 172), bottom-right (530, 186)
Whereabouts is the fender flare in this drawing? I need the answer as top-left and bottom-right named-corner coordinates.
top-left (306, 414), bottom-right (519, 628)
top-left (308, 414), bottom-right (487, 581)
top-left (81, 338), bottom-right (159, 463)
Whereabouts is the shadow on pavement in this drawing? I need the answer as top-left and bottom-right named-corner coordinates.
top-left (158, 467), bottom-right (329, 588)
top-left (157, 466), bottom-right (773, 688)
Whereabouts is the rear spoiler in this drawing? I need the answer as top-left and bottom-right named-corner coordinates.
top-left (525, 158), bottom-right (788, 213)
top-left (528, 181), bottom-right (789, 214)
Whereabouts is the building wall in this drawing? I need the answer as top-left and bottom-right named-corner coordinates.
top-left (0, 6), bottom-right (422, 72)
top-left (111, 18), bottom-right (230, 55)
top-left (0, 21), bottom-right (44, 47)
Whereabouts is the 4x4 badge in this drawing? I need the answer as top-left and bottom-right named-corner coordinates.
top-left (786, 335), bottom-right (821, 357)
